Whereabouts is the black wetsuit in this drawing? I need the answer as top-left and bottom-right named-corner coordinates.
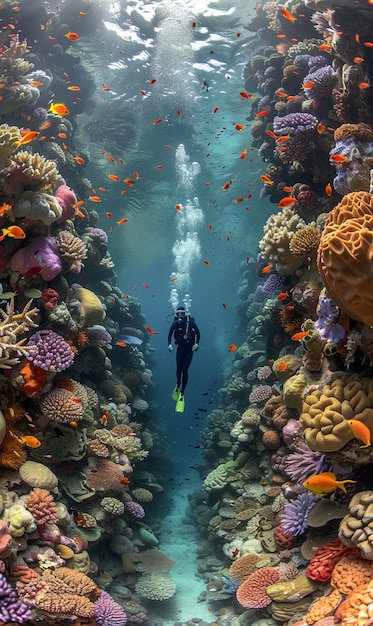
top-left (168, 316), bottom-right (201, 394)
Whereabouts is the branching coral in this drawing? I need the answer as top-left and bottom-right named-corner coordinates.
top-left (259, 209), bottom-right (307, 275)
top-left (57, 230), bottom-right (87, 273)
top-left (7, 150), bottom-right (59, 189)
top-left (0, 298), bottom-right (38, 369)
top-left (92, 427), bottom-right (148, 462)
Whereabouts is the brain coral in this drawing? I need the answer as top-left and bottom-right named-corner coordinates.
top-left (300, 373), bottom-right (373, 452)
top-left (339, 491), bottom-right (373, 559)
top-left (317, 191), bottom-right (373, 326)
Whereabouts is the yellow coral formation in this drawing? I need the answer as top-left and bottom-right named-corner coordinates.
top-left (331, 554), bottom-right (373, 593)
top-left (300, 374), bottom-right (373, 452)
top-left (289, 226), bottom-right (321, 257)
top-left (8, 150), bottom-right (59, 188)
top-left (339, 491), bottom-right (373, 559)
top-left (259, 208), bottom-right (307, 275)
top-left (0, 123), bottom-right (21, 168)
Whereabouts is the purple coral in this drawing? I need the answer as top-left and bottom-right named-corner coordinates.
top-left (26, 330), bottom-right (74, 372)
top-left (284, 441), bottom-right (330, 483)
top-left (303, 65), bottom-right (335, 99)
top-left (280, 492), bottom-right (318, 536)
top-left (84, 227), bottom-right (108, 245)
top-left (123, 501), bottom-right (145, 519)
top-left (273, 113), bottom-right (318, 135)
top-left (262, 273), bottom-right (284, 295)
top-left (0, 572), bottom-right (32, 623)
top-left (249, 385), bottom-right (273, 404)
top-left (315, 293), bottom-right (346, 343)
top-left (94, 592), bottom-right (127, 626)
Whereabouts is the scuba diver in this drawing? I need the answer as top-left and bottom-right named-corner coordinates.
top-left (168, 306), bottom-right (201, 413)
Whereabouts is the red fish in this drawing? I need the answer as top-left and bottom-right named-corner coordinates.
top-left (146, 326), bottom-right (159, 335)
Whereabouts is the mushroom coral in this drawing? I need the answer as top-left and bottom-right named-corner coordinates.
top-left (318, 191), bottom-right (373, 327)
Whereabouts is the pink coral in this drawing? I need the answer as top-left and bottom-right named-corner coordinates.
top-left (85, 459), bottom-right (125, 492)
top-left (0, 520), bottom-right (13, 558)
top-left (236, 567), bottom-right (280, 608)
top-left (249, 385), bottom-right (274, 405)
top-left (55, 184), bottom-right (77, 222)
top-left (26, 488), bottom-right (58, 525)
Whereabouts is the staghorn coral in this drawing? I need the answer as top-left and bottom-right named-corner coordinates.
top-left (7, 151), bottom-right (59, 189)
top-left (259, 209), bottom-right (307, 275)
top-left (339, 490), bottom-right (373, 558)
top-left (0, 298), bottom-right (38, 369)
top-left (300, 373), bottom-right (373, 452)
top-left (57, 230), bottom-right (87, 273)
top-left (318, 191), bottom-right (373, 326)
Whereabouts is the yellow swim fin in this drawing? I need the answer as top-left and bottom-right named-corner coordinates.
top-left (175, 393), bottom-right (185, 413)
top-left (172, 386), bottom-right (179, 401)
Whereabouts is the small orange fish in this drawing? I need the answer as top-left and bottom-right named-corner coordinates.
top-left (0, 203), bottom-right (12, 216)
top-left (212, 106), bottom-right (219, 114)
top-left (149, 78), bottom-right (157, 85)
top-left (65, 31), bottom-right (79, 41)
top-left (203, 260), bottom-right (211, 266)
top-left (71, 397), bottom-right (82, 404)
top-left (280, 7), bottom-right (297, 22)
top-left (75, 210), bottom-right (85, 218)
top-left (121, 476), bottom-right (130, 485)
top-left (317, 123), bottom-right (326, 134)
top-left (303, 472), bottom-right (356, 496)
top-left (74, 156), bottom-right (85, 165)
top-left (291, 331), bottom-right (309, 341)
top-left (67, 85), bottom-right (80, 91)
top-left (260, 175), bottom-right (273, 185)
top-left (146, 326), bottom-right (159, 335)
top-left (39, 122), bottom-right (52, 130)
top-left (330, 154), bottom-right (348, 163)
top-left (1, 225), bottom-right (26, 240)
top-left (232, 548), bottom-right (239, 557)
top-left (222, 180), bottom-right (232, 190)
top-left (364, 41), bottom-right (373, 47)
top-left (134, 172), bottom-right (139, 179)
top-left (106, 212), bottom-right (112, 218)
top-left (277, 292), bottom-right (290, 300)
top-left (255, 110), bottom-right (269, 117)
top-left (20, 435), bottom-right (41, 448)
top-left (278, 362), bottom-right (288, 372)
top-left (124, 177), bottom-right (135, 186)
top-left (228, 344), bottom-right (237, 352)
top-left (106, 155), bottom-right (115, 162)
top-left (261, 264), bottom-right (272, 274)
top-left (175, 204), bottom-right (183, 211)
top-left (275, 90), bottom-right (288, 97)
top-left (153, 118), bottom-right (162, 125)
top-left (88, 196), bottom-right (101, 202)
top-left (117, 218), bottom-right (128, 224)
top-left (100, 411), bottom-right (110, 426)
top-left (49, 103), bottom-right (69, 116)
top-left (325, 183), bottom-right (333, 196)
top-left (278, 196), bottom-right (297, 208)
top-left (348, 419), bottom-right (372, 448)
top-left (58, 132), bottom-right (67, 138)
top-left (72, 200), bottom-right (85, 208)
top-left (319, 43), bottom-right (331, 51)
top-left (240, 91), bottom-right (252, 99)
top-left (354, 56), bottom-right (364, 63)
top-left (108, 174), bottom-right (120, 181)
top-left (283, 186), bottom-right (293, 193)
top-left (208, 224), bottom-right (213, 231)
top-left (235, 123), bottom-right (245, 131)
top-left (276, 135), bottom-right (290, 143)
top-left (102, 84), bottom-right (111, 91)
top-left (240, 148), bottom-right (247, 159)
top-left (17, 131), bottom-right (39, 145)
top-left (302, 80), bottom-right (315, 89)
top-left (359, 82), bottom-right (370, 89)
top-left (266, 130), bottom-right (277, 139)
top-left (235, 198), bottom-right (244, 203)
top-left (116, 341), bottom-right (127, 347)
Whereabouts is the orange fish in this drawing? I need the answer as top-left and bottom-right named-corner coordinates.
top-left (278, 197), bottom-right (297, 208)
top-left (134, 172), bottom-right (139, 179)
top-left (280, 7), bottom-right (297, 22)
top-left (1, 225), bottom-right (26, 240)
top-left (235, 198), bottom-right (244, 203)
top-left (58, 133), bottom-right (67, 139)
top-left (116, 341), bottom-right (127, 347)
top-left (106, 155), bottom-right (115, 162)
top-left (175, 204), bottom-right (183, 211)
top-left (303, 472), bottom-right (356, 496)
top-left (266, 130), bottom-right (277, 139)
top-left (278, 362), bottom-right (288, 372)
top-left (222, 180), bottom-right (232, 190)
top-left (240, 148), bottom-right (247, 159)
top-left (48, 103), bottom-right (69, 116)
top-left (106, 212), bottom-right (112, 218)
top-left (88, 196), bottom-right (101, 202)
top-left (75, 210), bottom-right (85, 218)
top-left (364, 41), bottom-right (373, 47)
top-left (124, 177), bottom-right (135, 186)
top-left (255, 110), bottom-right (269, 117)
top-left (67, 85), bottom-right (80, 91)
top-left (235, 123), bottom-right (245, 131)
top-left (102, 84), bottom-right (111, 91)
top-left (302, 80), bottom-right (315, 89)
top-left (275, 90), bottom-right (288, 97)
top-left (146, 326), bottom-right (159, 335)
top-left (108, 174), bottom-right (120, 181)
top-left (317, 123), bottom-right (326, 134)
top-left (354, 56), bottom-right (364, 63)
top-left (74, 156), bottom-right (85, 165)
top-left (261, 264), bottom-right (272, 274)
top-left (283, 186), bottom-right (293, 193)
top-left (153, 118), bottom-right (162, 125)
top-left (330, 154), bottom-right (348, 163)
top-left (291, 331), bottom-right (309, 341)
top-left (0, 202), bottom-right (12, 216)
top-left (276, 135), bottom-right (290, 143)
top-left (228, 344), bottom-right (237, 352)
top-left (359, 82), bottom-right (370, 89)
top-left (65, 31), bottom-right (79, 41)
top-left (72, 200), bottom-right (85, 208)
top-left (277, 292), bottom-right (290, 300)
top-left (121, 476), bottom-right (130, 485)
top-left (39, 122), bottom-right (52, 130)
top-left (319, 43), bottom-right (331, 51)
top-left (20, 435), bottom-right (41, 448)
top-left (260, 175), bottom-right (273, 185)
top-left (117, 218), bottom-right (128, 224)
top-left (325, 183), bottom-right (332, 196)
top-left (177, 109), bottom-right (182, 117)
top-left (212, 106), bottom-right (219, 114)
top-left (348, 419), bottom-right (372, 448)
top-left (203, 260), bottom-right (211, 266)
top-left (240, 91), bottom-right (252, 99)
top-left (17, 131), bottom-right (39, 145)
top-left (149, 78), bottom-right (157, 85)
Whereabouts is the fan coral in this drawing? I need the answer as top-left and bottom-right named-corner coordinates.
top-left (27, 329), bottom-right (74, 372)
top-left (7, 150), bottom-right (59, 188)
top-left (279, 492), bottom-right (318, 536)
top-left (39, 387), bottom-right (84, 424)
top-left (135, 573), bottom-right (176, 601)
top-left (57, 230), bottom-right (87, 273)
top-left (25, 488), bottom-right (58, 525)
top-left (318, 192), bottom-right (373, 326)
top-left (284, 441), bottom-right (329, 482)
top-left (94, 591), bottom-right (127, 626)
top-left (0, 298), bottom-right (38, 369)
top-left (0, 572), bottom-right (32, 623)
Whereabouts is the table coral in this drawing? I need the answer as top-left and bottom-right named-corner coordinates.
top-left (300, 373), bottom-right (373, 452)
top-left (318, 191), bottom-right (373, 327)
top-left (339, 490), bottom-right (373, 558)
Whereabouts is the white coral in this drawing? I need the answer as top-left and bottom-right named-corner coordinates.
top-left (259, 209), bottom-right (307, 275)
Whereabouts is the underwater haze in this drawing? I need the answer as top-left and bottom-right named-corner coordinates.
top-left (2, 1), bottom-right (373, 626)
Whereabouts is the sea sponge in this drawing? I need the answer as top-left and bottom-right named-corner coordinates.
top-left (300, 374), bottom-right (373, 452)
top-left (339, 490), bottom-right (373, 558)
top-left (259, 208), bottom-right (307, 275)
top-left (283, 373), bottom-right (308, 412)
top-left (318, 191), bottom-right (373, 326)
top-left (19, 460), bottom-right (58, 490)
top-left (69, 287), bottom-right (105, 327)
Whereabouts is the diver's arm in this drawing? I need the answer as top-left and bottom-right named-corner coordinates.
top-left (167, 322), bottom-right (176, 346)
